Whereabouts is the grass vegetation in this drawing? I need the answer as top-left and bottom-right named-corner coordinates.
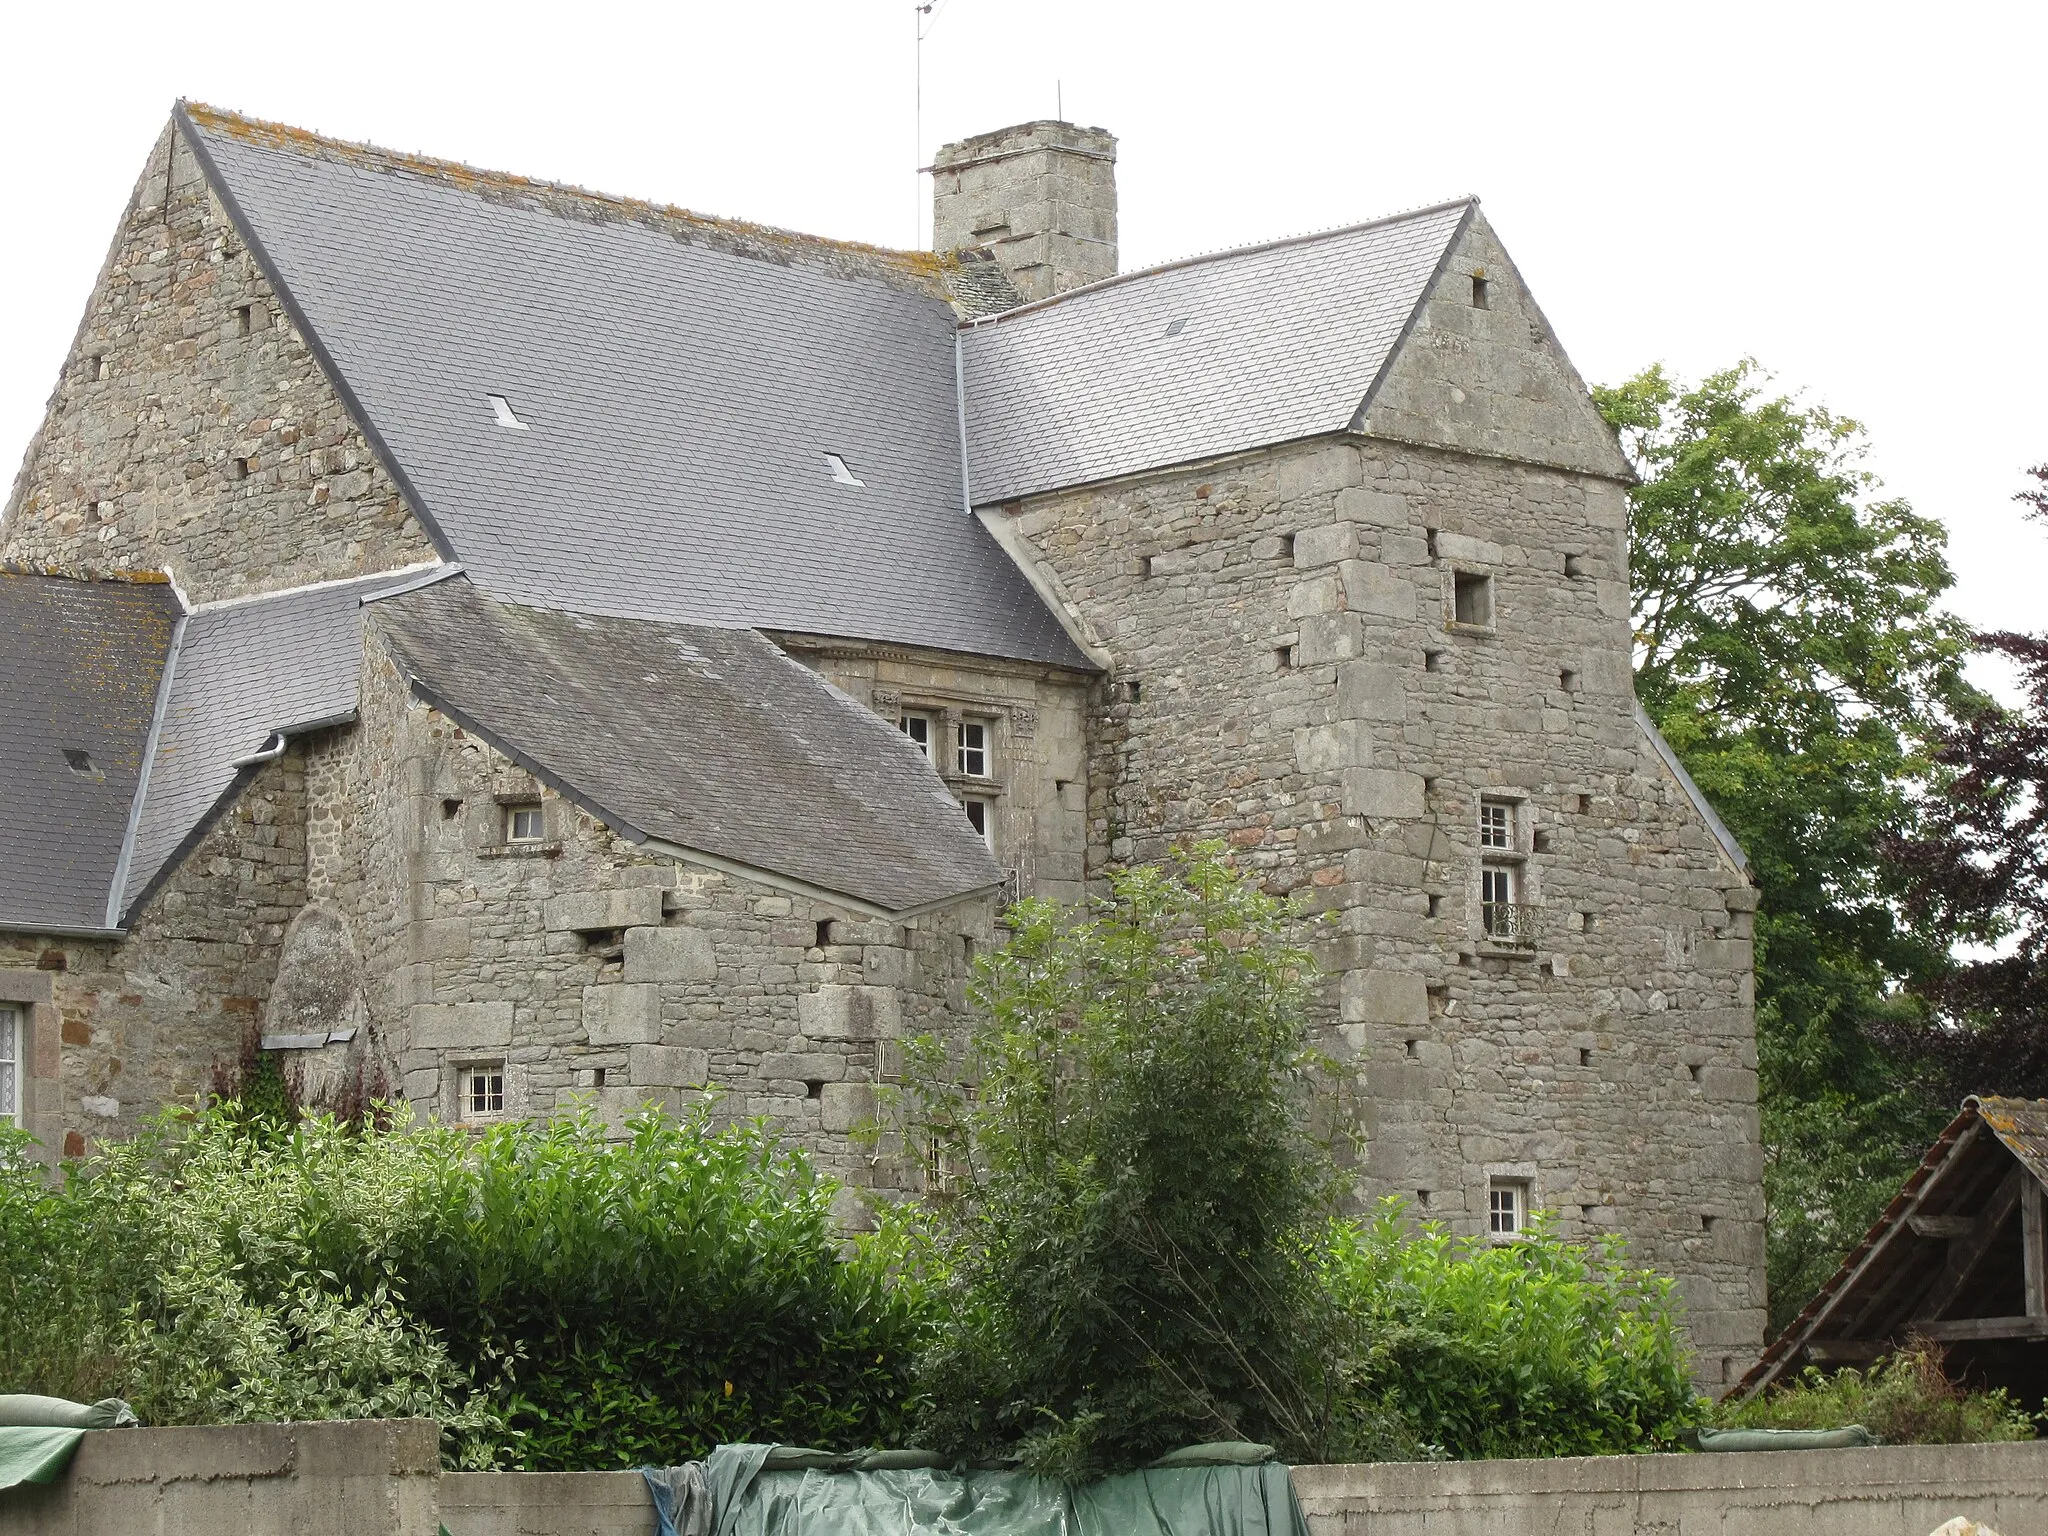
top-left (1712, 1341), bottom-right (2038, 1445)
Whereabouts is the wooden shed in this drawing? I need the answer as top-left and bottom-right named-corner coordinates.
top-left (1735, 1095), bottom-right (2048, 1403)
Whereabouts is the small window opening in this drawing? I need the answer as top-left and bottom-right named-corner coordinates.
top-left (1581, 1203), bottom-right (1597, 1221)
top-left (230, 456), bottom-right (251, 480)
top-left (1415, 1189), bottom-right (1430, 1208)
top-left (898, 712), bottom-right (933, 758)
top-left (62, 748), bottom-right (97, 776)
top-left (1579, 1047), bottom-right (1592, 1067)
top-left (963, 797), bottom-right (993, 848)
top-left (462, 1062), bottom-right (506, 1118)
top-left (505, 802), bottom-right (544, 843)
top-left (1425, 527), bottom-right (1440, 559)
top-left (1701, 1214), bottom-right (1717, 1232)
top-left (1452, 570), bottom-right (1493, 627)
top-left (1488, 1180), bottom-right (1525, 1236)
top-left (962, 934), bottom-right (976, 966)
top-left (84, 354), bottom-right (104, 381)
top-left (1405, 1038), bottom-right (1421, 1059)
top-left (1688, 1062), bottom-right (1704, 1083)
top-left (1532, 829), bottom-right (1553, 854)
top-left (805, 1079), bottom-right (825, 1100)
top-left (486, 394), bottom-right (529, 431)
top-left (234, 304), bottom-right (254, 336)
top-left (440, 798), bottom-right (463, 821)
top-left (1479, 800), bottom-right (1514, 851)
top-left (1163, 316), bottom-right (1187, 338)
top-left (1470, 274), bottom-right (1490, 309)
top-left (1274, 645), bottom-right (1293, 672)
top-left (823, 452), bottom-right (865, 487)
top-left (84, 500), bottom-right (103, 525)
top-left (1427, 893), bottom-right (1443, 919)
top-left (1576, 793), bottom-right (1593, 814)
top-left (1559, 669), bottom-right (1579, 693)
top-left (1423, 648), bottom-right (1445, 673)
top-left (1276, 532), bottom-right (1294, 559)
top-left (814, 919), bottom-right (833, 950)
top-left (1126, 680), bottom-right (1142, 703)
top-left (1564, 552), bottom-right (1586, 578)
top-left (957, 720), bottom-right (990, 778)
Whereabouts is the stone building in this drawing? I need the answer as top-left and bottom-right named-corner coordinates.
top-left (0, 104), bottom-right (1764, 1377)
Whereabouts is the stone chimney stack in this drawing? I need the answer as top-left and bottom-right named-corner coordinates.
top-left (932, 121), bottom-right (1117, 303)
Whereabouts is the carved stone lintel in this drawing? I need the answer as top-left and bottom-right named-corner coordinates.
top-left (871, 689), bottom-right (900, 715)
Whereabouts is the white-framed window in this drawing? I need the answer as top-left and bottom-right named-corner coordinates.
top-left (0, 1006), bottom-right (19, 1126)
top-left (957, 719), bottom-right (990, 778)
top-left (505, 803), bottom-right (544, 843)
top-left (1489, 1179), bottom-right (1526, 1236)
top-left (898, 712), bottom-right (933, 759)
top-left (1479, 799), bottom-right (1515, 850)
top-left (963, 797), bottom-right (994, 849)
top-left (460, 1062), bottom-right (506, 1119)
top-left (1481, 865), bottom-right (1519, 909)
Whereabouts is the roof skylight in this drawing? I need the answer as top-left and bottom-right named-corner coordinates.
top-left (1163, 317), bottom-right (1188, 338)
top-left (486, 394), bottom-right (529, 431)
top-left (823, 452), bottom-right (865, 488)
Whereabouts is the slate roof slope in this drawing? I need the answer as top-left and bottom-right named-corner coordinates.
top-left (370, 579), bottom-right (1005, 916)
top-left (0, 572), bottom-right (180, 933)
top-left (961, 201), bottom-right (1474, 504)
top-left (120, 570), bottom-right (424, 919)
top-left (178, 105), bottom-right (1090, 672)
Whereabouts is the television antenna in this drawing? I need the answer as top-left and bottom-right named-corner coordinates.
top-left (914, 0), bottom-right (952, 249)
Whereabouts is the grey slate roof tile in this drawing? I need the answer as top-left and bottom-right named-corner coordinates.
top-left (961, 202), bottom-right (1473, 503)
top-left (180, 108), bottom-right (1091, 673)
top-left (370, 579), bottom-right (1003, 916)
top-left (120, 570), bottom-right (421, 918)
top-left (0, 573), bottom-right (180, 932)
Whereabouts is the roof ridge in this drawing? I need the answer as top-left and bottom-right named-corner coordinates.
top-left (962, 195), bottom-right (1478, 328)
top-left (179, 101), bottom-right (948, 280)
top-left (184, 561), bottom-right (447, 614)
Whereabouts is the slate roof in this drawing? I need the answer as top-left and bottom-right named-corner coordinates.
top-left (119, 569), bottom-right (425, 919)
top-left (177, 105), bottom-right (1090, 672)
top-left (369, 578), bottom-right (1004, 916)
top-left (961, 201), bottom-right (1474, 504)
top-left (0, 572), bottom-right (180, 933)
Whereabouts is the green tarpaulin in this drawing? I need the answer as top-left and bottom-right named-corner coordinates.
top-left (0, 1427), bottom-right (86, 1493)
top-left (644, 1443), bottom-right (1310, 1536)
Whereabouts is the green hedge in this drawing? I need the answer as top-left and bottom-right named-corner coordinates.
top-left (0, 1103), bottom-right (926, 1468)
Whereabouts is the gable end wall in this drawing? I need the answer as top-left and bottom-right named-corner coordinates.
top-left (1, 121), bottom-right (436, 600)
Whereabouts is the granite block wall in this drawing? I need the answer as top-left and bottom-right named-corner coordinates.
top-left (1000, 430), bottom-right (1765, 1380)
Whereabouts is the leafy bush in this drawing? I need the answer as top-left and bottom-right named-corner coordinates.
top-left (1321, 1202), bottom-right (1702, 1460)
top-left (899, 845), bottom-right (1344, 1476)
top-left (0, 1102), bottom-right (927, 1468)
top-left (1714, 1341), bottom-right (2038, 1444)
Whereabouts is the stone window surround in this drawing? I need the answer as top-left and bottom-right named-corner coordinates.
top-left (444, 1054), bottom-right (517, 1125)
top-left (887, 696), bottom-right (1012, 797)
top-left (0, 971), bottom-right (60, 1155)
top-left (1441, 566), bottom-right (1498, 637)
top-left (1482, 1161), bottom-right (1540, 1242)
top-left (1473, 789), bottom-right (1540, 955)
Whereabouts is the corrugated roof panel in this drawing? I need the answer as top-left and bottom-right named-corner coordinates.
top-left (961, 203), bottom-right (1472, 503)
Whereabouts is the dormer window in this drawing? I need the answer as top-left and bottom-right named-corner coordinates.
top-left (957, 720), bottom-right (990, 778)
top-left (505, 803), bottom-right (544, 842)
top-left (898, 712), bottom-right (933, 758)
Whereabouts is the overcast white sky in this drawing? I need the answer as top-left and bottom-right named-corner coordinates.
top-left (5, 1), bottom-right (2041, 654)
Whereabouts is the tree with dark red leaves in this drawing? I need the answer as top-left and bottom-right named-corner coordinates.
top-left (1882, 466), bottom-right (2048, 1103)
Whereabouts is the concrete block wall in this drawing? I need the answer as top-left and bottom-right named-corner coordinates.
top-left (0, 1419), bottom-right (440, 1536)
top-left (0, 122), bottom-right (436, 602)
top-left (1002, 431), bottom-right (1764, 1379)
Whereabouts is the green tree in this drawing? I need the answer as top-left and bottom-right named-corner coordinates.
top-left (1593, 361), bottom-right (1976, 1332)
top-left (899, 845), bottom-right (1341, 1476)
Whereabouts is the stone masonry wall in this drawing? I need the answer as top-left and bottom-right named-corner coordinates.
top-left (305, 626), bottom-right (995, 1200)
top-left (778, 634), bottom-right (1092, 904)
top-left (1, 120), bottom-right (436, 599)
top-left (0, 750), bottom-right (309, 1159)
top-left (1003, 432), bottom-right (1765, 1381)
top-left (931, 122), bottom-right (1118, 301)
